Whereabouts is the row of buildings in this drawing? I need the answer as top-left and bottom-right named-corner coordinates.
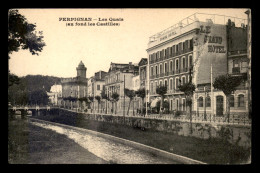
top-left (48, 12), bottom-right (251, 117)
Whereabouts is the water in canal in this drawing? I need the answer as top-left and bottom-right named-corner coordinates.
top-left (30, 121), bottom-right (178, 164)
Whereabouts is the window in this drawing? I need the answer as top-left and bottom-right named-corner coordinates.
top-left (170, 61), bottom-right (173, 71)
top-left (172, 45), bottom-right (175, 54)
top-left (182, 99), bottom-right (186, 111)
top-left (160, 64), bottom-right (163, 74)
top-left (170, 79), bottom-right (173, 90)
top-left (160, 81), bottom-right (162, 86)
top-left (175, 77), bottom-right (179, 89)
top-left (164, 80), bottom-right (168, 88)
top-left (238, 94), bottom-right (244, 107)
top-left (190, 39), bottom-right (193, 49)
top-left (181, 76), bottom-right (186, 84)
top-left (233, 59), bottom-right (239, 68)
top-left (188, 55), bottom-right (193, 67)
top-left (230, 95), bottom-right (234, 107)
top-left (151, 82), bottom-right (153, 94)
top-left (182, 57), bottom-right (186, 69)
top-left (164, 62), bottom-right (167, 73)
top-left (156, 66), bottom-right (158, 74)
top-left (151, 66), bottom-right (154, 76)
top-left (170, 100), bottom-right (173, 110)
top-left (198, 97), bottom-right (203, 107)
top-left (97, 85), bottom-right (100, 90)
top-left (175, 59), bottom-right (179, 70)
top-left (176, 45), bottom-right (179, 52)
top-left (206, 96), bottom-right (211, 107)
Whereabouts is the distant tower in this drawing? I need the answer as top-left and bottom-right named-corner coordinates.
top-left (76, 61), bottom-right (87, 78)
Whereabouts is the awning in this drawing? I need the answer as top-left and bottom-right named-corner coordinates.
top-left (151, 97), bottom-right (161, 108)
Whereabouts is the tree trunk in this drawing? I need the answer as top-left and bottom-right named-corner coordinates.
top-left (106, 100), bottom-right (107, 114)
top-left (127, 99), bottom-right (131, 115)
top-left (133, 99), bottom-right (135, 116)
top-left (115, 102), bottom-right (117, 114)
top-left (226, 95), bottom-right (230, 122)
top-left (141, 98), bottom-right (144, 115)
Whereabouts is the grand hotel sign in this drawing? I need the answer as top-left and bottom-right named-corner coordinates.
top-left (200, 25), bottom-right (226, 53)
top-left (159, 31), bottom-right (177, 42)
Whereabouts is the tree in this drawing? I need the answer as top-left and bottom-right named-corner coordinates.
top-left (111, 93), bottom-right (119, 114)
top-left (101, 90), bottom-right (108, 114)
top-left (8, 73), bottom-right (20, 87)
top-left (8, 9), bottom-right (46, 59)
top-left (163, 100), bottom-right (170, 114)
top-left (124, 88), bottom-right (136, 116)
top-left (136, 88), bottom-right (146, 115)
top-left (29, 89), bottom-right (49, 106)
top-left (88, 96), bottom-right (94, 112)
top-left (95, 95), bottom-right (101, 113)
top-left (213, 74), bottom-right (244, 122)
top-left (178, 82), bottom-right (196, 120)
top-left (156, 85), bottom-right (167, 114)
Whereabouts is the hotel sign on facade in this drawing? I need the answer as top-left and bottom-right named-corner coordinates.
top-left (194, 22), bottom-right (227, 85)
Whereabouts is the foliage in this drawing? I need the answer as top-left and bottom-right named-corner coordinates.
top-left (136, 88), bottom-right (146, 115)
top-left (213, 74), bottom-right (244, 121)
top-left (111, 93), bottom-right (119, 102)
top-left (78, 97), bottom-right (88, 102)
top-left (101, 90), bottom-right (108, 100)
top-left (163, 100), bottom-right (169, 110)
top-left (135, 88), bottom-right (145, 99)
top-left (8, 9), bottom-right (46, 58)
top-left (156, 85), bottom-right (167, 110)
top-left (124, 88), bottom-right (136, 115)
top-left (63, 96), bottom-right (77, 102)
top-left (29, 89), bottom-right (49, 105)
top-left (95, 96), bottom-right (101, 103)
top-left (8, 73), bottom-right (20, 87)
top-left (175, 111), bottom-right (181, 117)
top-left (88, 96), bottom-right (94, 102)
top-left (124, 88), bottom-right (135, 100)
top-left (156, 85), bottom-right (167, 96)
top-left (213, 74), bottom-right (244, 96)
top-left (8, 75), bottom-right (61, 106)
top-left (178, 82), bottom-right (195, 97)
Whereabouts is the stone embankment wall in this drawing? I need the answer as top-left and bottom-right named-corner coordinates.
top-left (57, 109), bottom-right (251, 148)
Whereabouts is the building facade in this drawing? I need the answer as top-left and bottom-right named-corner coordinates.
top-left (87, 71), bottom-right (107, 112)
top-left (47, 84), bottom-right (62, 106)
top-left (61, 61), bottom-right (88, 110)
top-left (104, 62), bottom-right (139, 115)
top-left (147, 13), bottom-right (249, 116)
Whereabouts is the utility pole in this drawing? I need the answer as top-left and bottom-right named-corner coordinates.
top-left (211, 63), bottom-right (214, 116)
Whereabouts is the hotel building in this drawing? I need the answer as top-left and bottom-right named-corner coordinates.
top-left (147, 13), bottom-right (249, 116)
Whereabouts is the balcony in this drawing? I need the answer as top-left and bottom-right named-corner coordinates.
top-left (165, 72), bottom-right (169, 76)
top-left (175, 69), bottom-right (181, 74)
top-left (160, 73), bottom-right (164, 77)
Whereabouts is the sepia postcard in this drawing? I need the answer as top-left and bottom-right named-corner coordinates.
top-left (8, 8), bottom-right (251, 164)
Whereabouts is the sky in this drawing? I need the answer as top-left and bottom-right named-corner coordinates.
top-left (8, 8), bottom-right (248, 78)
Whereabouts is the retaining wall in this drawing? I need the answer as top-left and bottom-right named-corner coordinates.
top-left (56, 109), bottom-right (251, 148)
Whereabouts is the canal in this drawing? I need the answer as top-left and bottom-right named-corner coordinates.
top-left (30, 120), bottom-right (179, 164)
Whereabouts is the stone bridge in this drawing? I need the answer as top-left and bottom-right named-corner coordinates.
top-left (8, 106), bottom-right (60, 117)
